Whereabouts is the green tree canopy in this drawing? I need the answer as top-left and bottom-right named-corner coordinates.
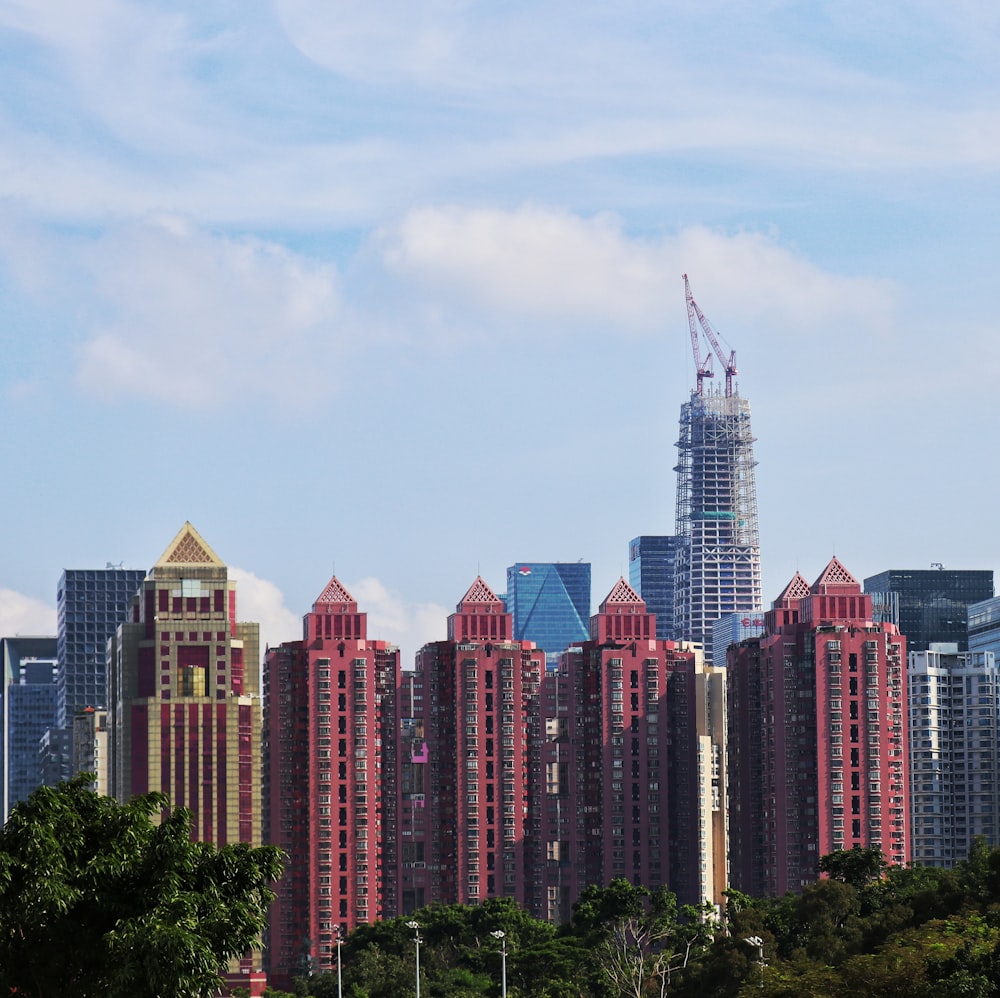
top-left (0, 775), bottom-right (283, 998)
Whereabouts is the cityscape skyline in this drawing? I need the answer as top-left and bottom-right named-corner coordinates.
top-left (2, 3), bottom-right (999, 665)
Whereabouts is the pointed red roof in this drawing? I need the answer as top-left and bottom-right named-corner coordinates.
top-left (457, 576), bottom-right (502, 610)
top-left (811, 557), bottom-right (860, 595)
top-left (599, 577), bottom-right (644, 612)
top-left (313, 576), bottom-right (357, 612)
top-left (773, 571), bottom-right (811, 607)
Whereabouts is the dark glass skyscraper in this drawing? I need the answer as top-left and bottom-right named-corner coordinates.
top-left (863, 568), bottom-right (994, 653)
top-left (56, 567), bottom-right (146, 728)
top-left (628, 535), bottom-right (682, 640)
top-left (504, 562), bottom-right (590, 662)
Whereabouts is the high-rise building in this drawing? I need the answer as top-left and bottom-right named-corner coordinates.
top-left (969, 596), bottom-right (1000, 658)
top-left (863, 568), bottom-right (994, 653)
top-left (538, 579), bottom-right (728, 920)
top-left (628, 536), bottom-right (682, 640)
top-left (728, 559), bottom-right (908, 896)
top-left (1, 637), bottom-right (58, 822)
top-left (108, 522), bottom-right (264, 988)
top-left (72, 707), bottom-right (109, 797)
top-left (673, 393), bottom-right (761, 658)
top-left (504, 562), bottom-right (590, 663)
top-left (710, 611), bottom-right (765, 673)
top-left (907, 645), bottom-right (1000, 866)
top-left (57, 567), bottom-right (146, 729)
top-left (399, 577), bottom-right (543, 913)
top-left (109, 522), bottom-right (260, 839)
top-left (263, 577), bottom-right (400, 987)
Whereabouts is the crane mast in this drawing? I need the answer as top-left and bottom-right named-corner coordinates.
top-left (682, 274), bottom-right (738, 397)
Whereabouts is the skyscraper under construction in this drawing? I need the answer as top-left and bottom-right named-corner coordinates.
top-left (673, 277), bottom-right (762, 657)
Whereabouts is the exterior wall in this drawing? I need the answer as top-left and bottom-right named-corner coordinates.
top-left (400, 578), bottom-right (543, 914)
top-left (864, 569), bottom-right (994, 653)
top-left (109, 524), bottom-right (262, 978)
top-left (711, 612), bottom-right (765, 675)
top-left (969, 596), bottom-right (1000, 657)
top-left (908, 647), bottom-right (1000, 866)
top-left (504, 563), bottom-right (590, 663)
top-left (728, 561), bottom-right (909, 896)
top-left (5, 655), bottom-right (58, 816)
top-left (538, 580), bottom-right (726, 913)
top-left (673, 392), bottom-right (762, 659)
top-left (57, 569), bottom-right (146, 730)
top-left (263, 579), bottom-right (400, 988)
top-left (72, 707), bottom-right (108, 796)
top-left (628, 536), bottom-right (682, 640)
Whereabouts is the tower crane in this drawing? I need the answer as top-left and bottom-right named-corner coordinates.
top-left (683, 273), bottom-right (714, 396)
top-left (683, 274), bottom-right (738, 397)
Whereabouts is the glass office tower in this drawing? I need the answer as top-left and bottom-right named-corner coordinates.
top-left (504, 563), bottom-right (590, 663)
top-left (628, 535), bottom-right (682, 640)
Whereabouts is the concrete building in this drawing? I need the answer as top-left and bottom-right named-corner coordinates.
top-left (72, 707), bottom-right (109, 796)
top-left (728, 559), bottom-right (908, 896)
top-left (538, 579), bottom-right (727, 919)
top-left (908, 645), bottom-right (1000, 866)
top-left (108, 522), bottom-right (263, 986)
top-left (263, 577), bottom-right (400, 987)
top-left (628, 535), bottom-right (682, 640)
top-left (864, 568), bottom-right (994, 653)
top-left (399, 577), bottom-right (544, 913)
top-left (673, 390), bottom-right (762, 660)
top-left (503, 562), bottom-right (590, 664)
top-left (1, 637), bottom-right (58, 821)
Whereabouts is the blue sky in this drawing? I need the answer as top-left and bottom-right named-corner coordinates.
top-left (2, 0), bottom-right (998, 661)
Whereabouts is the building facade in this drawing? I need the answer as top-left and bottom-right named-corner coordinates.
top-left (72, 707), bottom-right (109, 797)
top-left (538, 579), bottom-right (728, 920)
top-left (969, 596), bottom-right (1000, 658)
top-left (863, 568), bottom-right (994, 653)
top-left (673, 391), bottom-right (762, 659)
top-left (263, 577), bottom-right (400, 987)
top-left (908, 646), bottom-right (1000, 866)
top-left (504, 562), bottom-right (590, 663)
top-left (399, 578), bottom-right (543, 913)
top-left (1, 637), bottom-right (58, 822)
top-left (57, 567), bottom-right (146, 729)
top-left (628, 535), bottom-right (682, 640)
top-left (728, 559), bottom-right (908, 897)
top-left (108, 523), bottom-right (263, 985)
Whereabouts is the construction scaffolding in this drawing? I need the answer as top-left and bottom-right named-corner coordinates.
top-left (674, 388), bottom-right (762, 655)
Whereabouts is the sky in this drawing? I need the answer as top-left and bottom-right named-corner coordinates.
top-left (1, 0), bottom-right (999, 663)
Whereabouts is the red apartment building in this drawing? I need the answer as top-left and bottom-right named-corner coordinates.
top-left (262, 577), bottom-right (400, 988)
top-left (538, 578), bottom-right (727, 920)
top-left (399, 578), bottom-right (543, 912)
top-left (108, 522), bottom-right (266, 993)
top-left (727, 558), bottom-right (909, 896)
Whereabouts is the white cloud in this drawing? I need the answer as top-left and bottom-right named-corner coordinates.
top-left (0, 590), bottom-right (57, 637)
top-left (379, 206), bottom-right (897, 336)
top-left (229, 567), bottom-right (301, 659)
top-left (347, 577), bottom-right (447, 666)
top-left (74, 217), bottom-right (343, 408)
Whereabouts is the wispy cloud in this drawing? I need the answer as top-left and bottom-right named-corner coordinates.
top-left (0, 589), bottom-right (57, 637)
top-left (230, 567), bottom-right (301, 657)
top-left (73, 216), bottom-right (343, 408)
top-left (347, 577), bottom-right (447, 665)
top-left (379, 206), bottom-right (897, 337)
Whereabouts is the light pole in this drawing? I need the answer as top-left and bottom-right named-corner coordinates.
top-left (406, 920), bottom-right (422, 998)
top-left (491, 930), bottom-right (507, 998)
top-left (335, 924), bottom-right (344, 998)
top-left (743, 936), bottom-right (765, 989)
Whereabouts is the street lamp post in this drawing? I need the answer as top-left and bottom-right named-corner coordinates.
top-left (491, 930), bottom-right (507, 998)
top-left (335, 924), bottom-right (344, 998)
top-left (743, 936), bottom-right (765, 989)
top-left (406, 920), bottom-right (423, 998)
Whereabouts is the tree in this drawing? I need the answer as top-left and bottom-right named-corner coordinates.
top-left (0, 775), bottom-right (283, 998)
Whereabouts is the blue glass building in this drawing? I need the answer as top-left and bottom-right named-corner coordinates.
top-left (504, 563), bottom-right (590, 663)
top-left (56, 567), bottom-right (146, 728)
top-left (628, 536), bottom-right (682, 640)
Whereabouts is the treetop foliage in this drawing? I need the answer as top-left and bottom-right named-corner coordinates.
top-left (0, 775), bottom-right (283, 998)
